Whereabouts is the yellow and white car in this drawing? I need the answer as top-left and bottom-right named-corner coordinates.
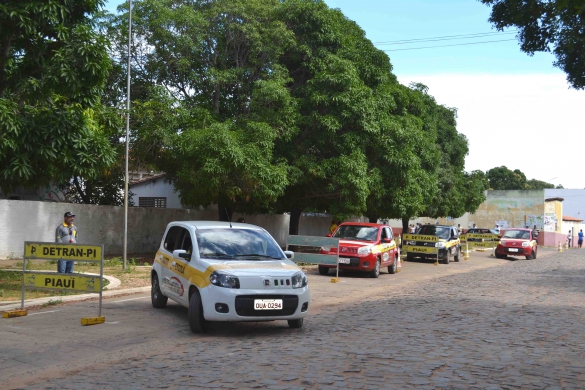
top-left (403, 224), bottom-right (461, 264)
top-left (151, 221), bottom-right (310, 332)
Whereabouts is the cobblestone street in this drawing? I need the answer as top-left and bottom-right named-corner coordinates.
top-left (11, 249), bottom-right (585, 389)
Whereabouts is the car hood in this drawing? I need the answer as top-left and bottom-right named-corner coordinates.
top-left (205, 259), bottom-right (301, 276)
top-left (339, 240), bottom-right (375, 247)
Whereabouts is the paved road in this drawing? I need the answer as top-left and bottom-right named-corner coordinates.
top-left (2, 248), bottom-right (585, 389)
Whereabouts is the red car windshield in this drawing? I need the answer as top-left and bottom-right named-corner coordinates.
top-left (333, 225), bottom-right (378, 241)
top-left (502, 230), bottom-right (531, 239)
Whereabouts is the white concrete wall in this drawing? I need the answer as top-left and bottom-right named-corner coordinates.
top-left (0, 200), bottom-right (290, 257)
top-left (130, 178), bottom-right (183, 209)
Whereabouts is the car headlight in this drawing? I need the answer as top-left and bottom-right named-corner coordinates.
top-left (357, 246), bottom-right (372, 255)
top-left (500, 241), bottom-right (506, 245)
top-left (209, 271), bottom-right (240, 289)
top-left (320, 246), bottom-right (331, 252)
top-left (291, 272), bottom-right (308, 289)
top-left (522, 242), bottom-right (530, 247)
top-left (435, 242), bottom-right (445, 248)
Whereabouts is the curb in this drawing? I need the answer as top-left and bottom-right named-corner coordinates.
top-left (0, 286), bottom-right (151, 312)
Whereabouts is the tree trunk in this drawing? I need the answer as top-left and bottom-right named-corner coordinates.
top-left (402, 217), bottom-right (409, 236)
top-left (289, 207), bottom-right (302, 235)
top-left (367, 215), bottom-right (378, 223)
top-left (73, 177), bottom-right (90, 204)
top-left (218, 204), bottom-right (233, 222)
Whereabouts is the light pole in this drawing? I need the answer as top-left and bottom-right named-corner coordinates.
top-left (123, 0), bottom-right (132, 271)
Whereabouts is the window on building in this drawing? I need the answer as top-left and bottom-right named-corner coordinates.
top-left (139, 197), bottom-right (167, 208)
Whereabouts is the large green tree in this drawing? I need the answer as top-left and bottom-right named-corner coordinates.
top-left (0, 0), bottom-right (116, 193)
top-left (106, 0), bottom-right (295, 219)
top-left (480, 0), bottom-right (585, 89)
top-left (273, 0), bottom-right (405, 233)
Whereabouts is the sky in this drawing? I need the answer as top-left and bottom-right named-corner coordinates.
top-left (105, 0), bottom-right (585, 189)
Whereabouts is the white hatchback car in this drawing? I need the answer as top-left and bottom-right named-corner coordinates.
top-left (151, 221), bottom-right (310, 332)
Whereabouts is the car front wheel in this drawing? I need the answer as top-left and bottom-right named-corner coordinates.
top-left (288, 318), bottom-right (304, 328)
top-left (370, 259), bottom-right (381, 278)
top-left (453, 246), bottom-right (460, 262)
top-left (188, 290), bottom-right (208, 333)
top-left (318, 265), bottom-right (330, 276)
top-left (388, 255), bottom-right (398, 274)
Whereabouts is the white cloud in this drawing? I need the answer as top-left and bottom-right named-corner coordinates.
top-left (398, 73), bottom-right (585, 189)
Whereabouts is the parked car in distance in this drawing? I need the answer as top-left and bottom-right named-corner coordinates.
top-left (404, 224), bottom-right (461, 264)
top-left (495, 228), bottom-right (537, 260)
top-left (318, 222), bottom-right (399, 278)
top-left (151, 221), bottom-right (310, 332)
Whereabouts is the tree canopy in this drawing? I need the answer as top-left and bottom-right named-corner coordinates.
top-left (486, 166), bottom-right (560, 190)
top-left (480, 0), bottom-right (585, 89)
top-left (0, 0), bottom-right (117, 194)
top-left (99, 0), bottom-right (483, 227)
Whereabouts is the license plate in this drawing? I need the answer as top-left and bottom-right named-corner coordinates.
top-left (338, 258), bottom-right (350, 264)
top-left (254, 299), bottom-right (282, 310)
top-left (508, 248), bottom-right (518, 252)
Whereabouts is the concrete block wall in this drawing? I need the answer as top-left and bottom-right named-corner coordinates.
top-left (0, 200), bottom-right (289, 258)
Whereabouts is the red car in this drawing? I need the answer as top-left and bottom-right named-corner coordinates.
top-left (495, 228), bottom-right (538, 260)
top-left (318, 222), bottom-right (399, 278)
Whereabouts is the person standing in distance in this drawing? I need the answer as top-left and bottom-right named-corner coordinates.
top-left (56, 211), bottom-right (77, 273)
top-left (578, 229), bottom-right (584, 249)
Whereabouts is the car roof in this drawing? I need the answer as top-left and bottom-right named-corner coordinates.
top-left (168, 221), bottom-right (263, 230)
top-left (338, 222), bottom-right (387, 228)
top-left (420, 224), bottom-right (454, 228)
top-left (505, 228), bottom-right (531, 231)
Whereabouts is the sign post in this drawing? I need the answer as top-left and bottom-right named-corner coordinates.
top-left (3, 242), bottom-right (105, 325)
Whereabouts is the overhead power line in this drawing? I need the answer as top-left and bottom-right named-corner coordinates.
top-left (375, 31), bottom-right (518, 46)
top-left (382, 38), bottom-right (518, 52)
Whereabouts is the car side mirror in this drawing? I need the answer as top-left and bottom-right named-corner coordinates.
top-left (172, 249), bottom-right (191, 261)
top-left (382, 238), bottom-right (391, 243)
top-left (283, 250), bottom-right (294, 260)
top-left (326, 234), bottom-right (332, 237)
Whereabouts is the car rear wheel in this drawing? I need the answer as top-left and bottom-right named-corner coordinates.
top-left (318, 265), bottom-right (329, 276)
top-left (288, 318), bottom-right (303, 328)
top-left (188, 289), bottom-right (208, 333)
top-left (151, 273), bottom-right (168, 309)
top-left (388, 255), bottom-right (398, 274)
top-left (453, 246), bottom-right (460, 262)
top-left (370, 259), bottom-right (381, 278)
top-left (406, 253), bottom-right (414, 261)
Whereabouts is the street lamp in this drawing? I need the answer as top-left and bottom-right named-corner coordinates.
top-left (123, 0), bottom-right (132, 271)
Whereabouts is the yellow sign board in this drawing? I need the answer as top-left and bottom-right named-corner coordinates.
top-left (467, 241), bottom-right (499, 248)
top-left (25, 243), bottom-right (102, 261)
top-left (24, 272), bottom-right (101, 292)
top-left (464, 233), bottom-right (500, 240)
top-left (403, 245), bottom-right (438, 254)
top-left (403, 234), bottom-right (439, 242)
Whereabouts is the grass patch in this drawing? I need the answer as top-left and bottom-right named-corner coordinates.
top-left (0, 256), bottom-right (151, 301)
top-left (41, 299), bottom-right (62, 307)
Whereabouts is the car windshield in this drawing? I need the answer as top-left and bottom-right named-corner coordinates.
top-left (333, 225), bottom-right (378, 241)
top-left (503, 230), bottom-right (531, 239)
top-left (196, 229), bottom-right (285, 260)
top-left (417, 225), bottom-right (450, 239)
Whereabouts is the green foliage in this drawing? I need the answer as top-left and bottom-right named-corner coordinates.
top-left (480, 0), bottom-right (585, 89)
top-left (487, 166), bottom-right (529, 190)
top-left (487, 166), bottom-right (556, 191)
top-left (0, 0), bottom-right (117, 193)
top-left (526, 179), bottom-right (555, 190)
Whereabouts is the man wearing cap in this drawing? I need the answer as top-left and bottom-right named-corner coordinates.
top-left (56, 211), bottom-right (78, 273)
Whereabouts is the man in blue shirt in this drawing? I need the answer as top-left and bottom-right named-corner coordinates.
top-left (578, 229), bottom-right (583, 249)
